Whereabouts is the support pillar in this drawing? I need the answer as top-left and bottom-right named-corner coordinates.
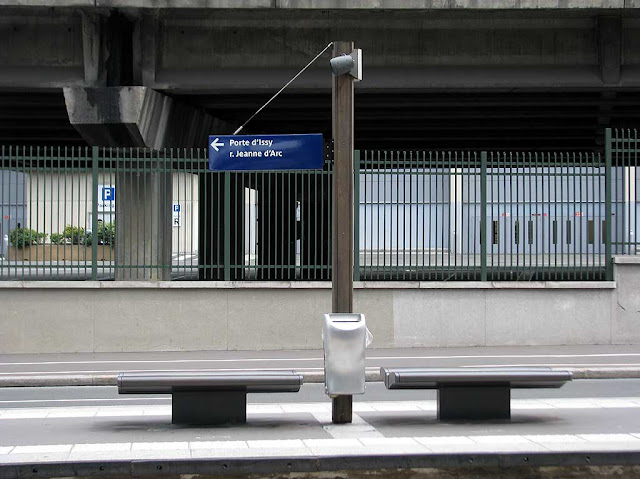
top-left (116, 167), bottom-right (172, 281)
top-left (64, 86), bottom-right (233, 281)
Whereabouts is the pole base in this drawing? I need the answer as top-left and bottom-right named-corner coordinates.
top-left (332, 395), bottom-right (353, 423)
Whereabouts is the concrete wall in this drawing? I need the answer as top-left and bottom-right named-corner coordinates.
top-left (1, 257), bottom-right (638, 354)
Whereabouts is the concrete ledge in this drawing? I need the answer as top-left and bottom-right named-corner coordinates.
top-left (0, 281), bottom-right (618, 290)
top-left (614, 256), bottom-right (640, 264)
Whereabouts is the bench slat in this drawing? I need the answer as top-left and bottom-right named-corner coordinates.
top-left (382, 367), bottom-right (572, 390)
top-left (118, 370), bottom-right (303, 394)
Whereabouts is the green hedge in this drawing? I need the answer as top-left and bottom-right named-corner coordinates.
top-left (9, 228), bottom-right (47, 247)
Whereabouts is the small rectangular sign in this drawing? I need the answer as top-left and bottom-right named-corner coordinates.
top-left (208, 134), bottom-right (323, 171)
top-left (98, 185), bottom-right (116, 212)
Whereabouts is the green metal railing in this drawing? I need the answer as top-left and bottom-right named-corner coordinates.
top-left (357, 150), bottom-right (607, 281)
top-left (0, 129), bottom-right (638, 282)
top-left (0, 146), bottom-right (333, 281)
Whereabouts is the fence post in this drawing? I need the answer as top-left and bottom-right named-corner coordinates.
top-left (353, 150), bottom-right (360, 282)
top-left (91, 146), bottom-right (99, 281)
top-left (480, 151), bottom-right (488, 281)
top-left (605, 128), bottom-right (613, 281)
top-left (224, 171), bottom-right (231, 281)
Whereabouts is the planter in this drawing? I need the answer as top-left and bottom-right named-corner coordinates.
top-left (8, 245), bottom-right (114, 262)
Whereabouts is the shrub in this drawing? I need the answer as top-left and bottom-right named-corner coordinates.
top-left (99, 222), bottom-right (115, 245)
top-left (50, 233), bottom-right (64, 245)
top-left (83, 222), bottom-right (115, 246)
top-left (9, 227), bottom-right (47, 247)
top-left (62, 225), bottom-right (86, 245)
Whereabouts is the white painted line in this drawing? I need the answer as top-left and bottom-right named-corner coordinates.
top-left (304, 438), bottom-right (362, 448)
top-left (96, 407), bottom-right (146, 417)
top-left (469, 435), bottom-right (536, 445)
top-left (577, 434), bottom-right (640, 443)
top-left (472, 363), bottom-right (640, 368)
top-left (359, 437), bottom-right (422, 447)
top-left (524, 434), bottom-right (587, 444)
top-left (414, 436), bottom-right (475, 446)
top-left (190, 441), bottom-right (248, 450)
top-left (247, 440), bottom-right (306, 449)
top-left (72, 443), bottom-right (131, 452)
top-left (2, 397), bottom-right (640, 421)
top-left (47, 407), bottom-right (99, 418)
top-left (11, 445), bottom-right (72, 454)
top-left (131, 442), bottom-right (189, 451)
top-left (0, 359), bottom-right (321, 367)
top-left (0, 409), bottom-right (49, 419)
top-left (2, 352), bottom-right (640, 367)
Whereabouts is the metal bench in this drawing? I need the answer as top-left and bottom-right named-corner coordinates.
top-left (381, 367), bottom-right (572, 420)
top-left (117, 370), bottom-right (303, 425)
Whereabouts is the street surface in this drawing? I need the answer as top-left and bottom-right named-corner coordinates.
top-left (2, 345), bottom-right (639, 378)
top-left (1, 345), bottom-right (639, 474)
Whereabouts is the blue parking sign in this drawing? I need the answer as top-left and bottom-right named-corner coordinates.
top-left (102, 187), bottom-right (115, 201)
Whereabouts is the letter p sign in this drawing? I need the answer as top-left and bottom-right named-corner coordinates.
top-left (102, 187), bottom-right (115, 201)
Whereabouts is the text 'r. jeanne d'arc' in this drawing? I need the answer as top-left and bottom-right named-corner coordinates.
top-left (231, 150), bottom-right (283, 158)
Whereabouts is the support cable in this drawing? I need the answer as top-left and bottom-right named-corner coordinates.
top-left (232, 42), bottom-right (334, 135)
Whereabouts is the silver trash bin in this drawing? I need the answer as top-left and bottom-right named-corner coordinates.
top-left (323, 313), bottom-right (366, 396)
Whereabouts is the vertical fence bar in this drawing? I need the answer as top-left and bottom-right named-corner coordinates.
top-left (224, 171), bottom-right (231, 282)
top-left (480, 151), bottom-right (488, 281)
top-left (605, 128), bottom-right (613, 280)
top-left (91, 146), bottom-right (99, 280)
top-left (354, 150), bottom-right (360, 281)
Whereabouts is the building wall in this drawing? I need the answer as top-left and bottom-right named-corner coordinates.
top-left (0, 258), bottom-right (637, 354)
top-left (13, 171), bottom-right (200, 254)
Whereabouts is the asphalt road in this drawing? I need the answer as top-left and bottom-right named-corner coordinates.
top-left (2, 345), bottom-right (640, 378)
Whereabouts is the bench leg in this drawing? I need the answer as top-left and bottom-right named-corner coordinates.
top-left (172, 391), bottom-right (247, 425)
top-left (438, 386), bottom-right (510, 420)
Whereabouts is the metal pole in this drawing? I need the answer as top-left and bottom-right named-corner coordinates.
top-left (91, 146), bottom-right (99, 281)
top-left (331, 40), bottom-right (355, 424)
top-left (605, 128), bottom-right (613, 281)
top-left (480, 151), bottom-right (488, 281)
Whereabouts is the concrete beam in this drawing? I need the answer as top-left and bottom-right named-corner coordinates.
top-left (598, 16), bottom-right (622, 85)
top-left (63, 86), bottom-right (233, 148)
top-left (0, 0), bottom-right (630, 8)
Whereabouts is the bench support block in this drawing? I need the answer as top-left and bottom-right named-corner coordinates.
top-left (172, 391), bottom-right (247, 425)
top-left (438, 386), bottom-right (510, 420)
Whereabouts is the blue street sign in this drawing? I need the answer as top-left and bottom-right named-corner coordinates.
top-left (208, 134), bottom-right (323, 171)
top-left (102, 187), bottom-right (115, 201)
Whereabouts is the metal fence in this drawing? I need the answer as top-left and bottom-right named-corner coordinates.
top-left (0, 128), bottom-right (638, 281)
top-left (356, 150), bottom-right (608, 281)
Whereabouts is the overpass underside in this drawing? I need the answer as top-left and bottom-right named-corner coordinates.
top-left (1, 5), bottom-right (640, 150)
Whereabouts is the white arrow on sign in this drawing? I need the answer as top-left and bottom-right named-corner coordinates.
top-left (210, 138), bottom-right (225, 152)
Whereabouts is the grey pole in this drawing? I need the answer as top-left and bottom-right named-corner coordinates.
top-left (331, 40), bottom-right (355, 424)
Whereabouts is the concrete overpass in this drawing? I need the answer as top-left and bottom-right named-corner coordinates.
top-left (1, 0), bottom-right (640, 150)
